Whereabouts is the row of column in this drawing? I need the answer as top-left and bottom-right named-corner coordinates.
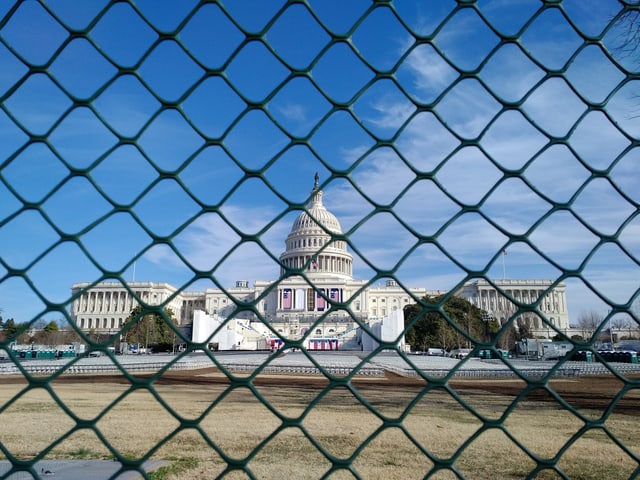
top-left (78, 317), bottom-right (124, 330)
top-left (477, 288), bottom-right (565, 314)
top-left (76, 290), bottom-right (138, 313)
top-left (281, 254), bottom-right (352, 275)
top-left (75, 290), bottom-right (151, 314)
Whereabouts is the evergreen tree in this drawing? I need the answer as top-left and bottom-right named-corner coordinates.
top-left (123, 305), bottom-right (177, 352)
top-left (404, 294), bottom-right (489, 352)
top-left (3, 318), bottom-right (20, 339)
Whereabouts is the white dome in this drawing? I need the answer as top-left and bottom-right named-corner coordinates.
top-left (279, 175), bottom-right (352, 280)
top-left (290, 188), bottom-right (342, 235)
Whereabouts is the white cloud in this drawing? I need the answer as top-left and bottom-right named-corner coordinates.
top-left (522, 78), bottom-right (587, 137)
top-left (367, 97), bottom-right (415, 131)
top-left (276, 103), bottom-right (307, 122)
top-left (401, 43), bottom-right (457, 101)
top-left (396, 112), bottom-right (460, 171)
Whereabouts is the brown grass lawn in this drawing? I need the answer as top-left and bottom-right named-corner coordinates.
top-left (0, 370), bottom-right (638, 479)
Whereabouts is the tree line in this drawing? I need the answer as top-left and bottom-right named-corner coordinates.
top-left (0, 315), bottom-right (72, 346)
top-left (0, 305), bottom-right (179, 353)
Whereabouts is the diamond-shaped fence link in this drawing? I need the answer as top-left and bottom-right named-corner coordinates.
top-left (1, 1), bottom-right (639, 479)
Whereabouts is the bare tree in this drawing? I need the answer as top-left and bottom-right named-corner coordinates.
top-left (613, 7), bottom-right (640, 60)
top-left (575, 310), bottom-right (606, 340)
top-left (516, 317), bottom-right (533, 340)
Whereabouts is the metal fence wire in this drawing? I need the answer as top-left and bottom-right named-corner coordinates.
top-left (1, 0), bottom-right (640, 479)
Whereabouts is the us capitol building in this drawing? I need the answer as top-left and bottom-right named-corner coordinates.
top-left (71, 175), bottom-right (570, 344)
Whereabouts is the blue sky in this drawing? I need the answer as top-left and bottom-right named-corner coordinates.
top-left (0, 0), bottom-right (639, 326)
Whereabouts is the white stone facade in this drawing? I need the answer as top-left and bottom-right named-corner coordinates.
top-left (70, 176), bottom-right (570, 341)
top-left (71, 282), bottom-right (185, 331)
top-left (461, 279), bottom-right (570, 336)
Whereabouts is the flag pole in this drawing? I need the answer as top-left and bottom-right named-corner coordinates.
top-left (502, 250), bottom-right (506, 281)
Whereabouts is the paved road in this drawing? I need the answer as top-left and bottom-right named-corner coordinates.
top-left (0, 460), bottom-right (166, 480)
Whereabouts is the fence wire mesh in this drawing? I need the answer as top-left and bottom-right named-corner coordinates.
top-left (1, 1), bottom-right (640, 479)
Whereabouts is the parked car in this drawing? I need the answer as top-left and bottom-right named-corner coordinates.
top-left (427, 348), bottom-right (447, 356)
top-left (449, 348), bottom-right (472, 359)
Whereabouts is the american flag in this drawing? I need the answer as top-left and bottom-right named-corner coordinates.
top-left (330, 288), bottom-right (340, 302)
top-left (317, 290), bottom-right (325, 311)
top-left (282, 289), bottom-right (292, 309)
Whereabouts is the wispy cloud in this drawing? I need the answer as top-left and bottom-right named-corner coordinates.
top-left (401, 43), bottom-right (457, 101)
top-left (275, 103), bottom-right (307, 122)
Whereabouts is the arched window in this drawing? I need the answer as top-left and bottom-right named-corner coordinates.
top-left (315, 328), bottom-right (322, 335)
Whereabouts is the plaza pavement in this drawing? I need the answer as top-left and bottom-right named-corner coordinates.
top-left (2, 350), bottom-right (640, 378)
top-left (0, 460), bottom-right (167, 480)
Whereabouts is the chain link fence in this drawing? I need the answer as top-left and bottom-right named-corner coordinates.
top-left (1, 1), bottom-right (639, 478)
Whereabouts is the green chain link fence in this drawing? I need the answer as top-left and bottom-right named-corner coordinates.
top-left (1, 1), bottom-right (640, 478)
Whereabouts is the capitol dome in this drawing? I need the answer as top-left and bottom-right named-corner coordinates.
top-left (279, 174), bottom-right (353, 280)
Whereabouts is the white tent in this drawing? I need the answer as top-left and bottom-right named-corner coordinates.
top-left (192, 310), bottom-right (271, 350)
top-left (361, 309), bottom-right (406, 351)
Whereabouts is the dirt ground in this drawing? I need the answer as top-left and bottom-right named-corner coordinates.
top-left (164, 368), bottom-right (640, 415)
top-left (1, 368), bottom-right (639, 479)
top-left (4, 367), bottom-right (634, 416)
